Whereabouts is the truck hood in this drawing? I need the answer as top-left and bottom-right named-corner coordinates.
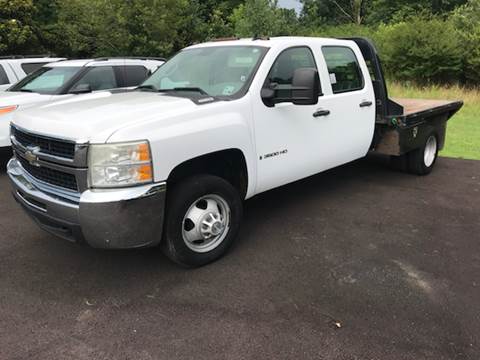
top-left (0, 91), bottom-right (52, 108)
top-left (12, 91), bottom-right (198, 143)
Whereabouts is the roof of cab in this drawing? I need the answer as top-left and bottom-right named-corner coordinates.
top-left (186, 36), bottom-right (356, 50)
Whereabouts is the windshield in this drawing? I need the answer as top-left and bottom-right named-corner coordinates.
top-left (141, 46), bottom-right (267, 98)
top-left (9, 67), bottom-right (80, 95)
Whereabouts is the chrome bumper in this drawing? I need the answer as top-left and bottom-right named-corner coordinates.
top-left (7, 158), bottom-right (167, 249)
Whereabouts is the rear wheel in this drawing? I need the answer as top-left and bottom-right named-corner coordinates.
top-left (390, 153), bottom-right (408, 172)
top-left (407, 132), bottom-right (439, 175)
top-left (162, 175), bottom-right (243, 267)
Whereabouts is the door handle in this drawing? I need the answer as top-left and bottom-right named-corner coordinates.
top-left (313, 109), bottom-right (330, 117)
top-left (360, 101), bottom-right (373, 108)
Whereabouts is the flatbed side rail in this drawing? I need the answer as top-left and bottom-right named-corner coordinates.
top-left (386, 100), bottom-right (463, 128)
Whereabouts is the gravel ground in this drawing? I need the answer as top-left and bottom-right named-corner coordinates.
top-left (0, 154), bottom-right (479, 360)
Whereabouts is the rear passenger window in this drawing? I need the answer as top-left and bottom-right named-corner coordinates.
top-left (21, 62), bottom-right (47, 74)
top-left (0, 65), bottom-right (9, 85)
top-left (123, 66), bottom-right (149, 87)
top-left (322, 47), bottom-right (363, 94)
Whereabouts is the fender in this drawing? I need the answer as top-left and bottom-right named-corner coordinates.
top-left (107, 98), bottom-right (258, 198)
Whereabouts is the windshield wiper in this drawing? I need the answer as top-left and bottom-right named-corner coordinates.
top-left (173, 87), bottom-right (209, 95)
top-left (158, 87), bottom-right (210, 96)
top-left (18, 89), bottom-right (34, 93)
top-left (136, 84), bottom-right (158, 92)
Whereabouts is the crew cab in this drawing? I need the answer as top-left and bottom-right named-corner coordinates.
top-left (0, 56), bottom-right (65, 91)
top-left (7, 37), bottom-right (463, 267)
top-left (0, 57), bottom-right (165, 150)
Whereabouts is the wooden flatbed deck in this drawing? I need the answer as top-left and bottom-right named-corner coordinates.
top-left (392, 98), bottom-right (458, 116)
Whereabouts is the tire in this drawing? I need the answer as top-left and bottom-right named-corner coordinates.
top-left (390, 154), bottom-right (408, 172)
top-left (407, 132), bottom-right (439, 176)
top-left (161, 175), bottom-right (243, 267)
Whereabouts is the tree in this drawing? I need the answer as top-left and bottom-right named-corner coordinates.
top-left (367, 0), bottom-right (468, 24)
top-left (230, 0), bottom-right (299, 37)
top-left (452, 0), bottom-right (480, 84)
top-left (300, 0), bottom-right (369, 26)
top-left (330, 0), bottom-right (368, 24)
top-left (0, 0), bottom-right (36, 54)
top-left (375, 17), bottom-right (463, 84)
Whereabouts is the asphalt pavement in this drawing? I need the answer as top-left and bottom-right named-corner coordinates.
top-left (0, 154), bottom-right (479, 360)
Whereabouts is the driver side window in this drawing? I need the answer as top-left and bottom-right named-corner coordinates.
top-left (265, 47), bottom-right (317, 99)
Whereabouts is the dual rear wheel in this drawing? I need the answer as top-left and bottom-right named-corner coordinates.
top-left (391, 132), bottom-right (439, 176)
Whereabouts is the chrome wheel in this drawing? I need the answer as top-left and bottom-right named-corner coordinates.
top-left (182, 194), bottom-right (231, 253)
top-left (424, 135), bottom-right (437, 167)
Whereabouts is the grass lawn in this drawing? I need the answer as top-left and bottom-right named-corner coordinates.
top-left (389, 83), bottom-right (480, 160)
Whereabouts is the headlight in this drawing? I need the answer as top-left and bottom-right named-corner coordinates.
top-left (0, 105), bottom-right (18, 116)
top-left (88, 141), bottom-right (153, 188)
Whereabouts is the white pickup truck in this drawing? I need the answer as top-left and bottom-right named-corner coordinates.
top-left (7, 37), bottom-right (463, 267)
top-left (0, 56), bottom-right (65, 91)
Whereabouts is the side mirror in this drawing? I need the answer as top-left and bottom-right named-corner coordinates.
top-left (261, 67), bottom-right (321, 107)
top-left (70, 83), bottom-right (92, 94)
top-left (291, 68), bottom-right (320, 106)
top-left (261, 87), bottom-right (276, 107)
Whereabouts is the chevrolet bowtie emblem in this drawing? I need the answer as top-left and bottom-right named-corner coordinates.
top-left (24, 146), bottom-right (41, 167)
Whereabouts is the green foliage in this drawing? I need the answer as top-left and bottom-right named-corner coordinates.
top-left (230, 0), bottom-right (298, 37)
top-left (1, 0), bottom-right (480, 87)
top-left (375, 18), bottom-right (463, 84)
top-left (0, 0), bottom-right (35, 54)
top-left (452, 0), bottom-right (480, 84)
top-left (300, 0), bottom-right (370, 26)
top-left (309, 23), bottom-right (376, 39)
top-left (366, 0), bottom-right (467, 24)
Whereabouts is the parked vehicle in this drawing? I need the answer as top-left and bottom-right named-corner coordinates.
top-left (7, 37), bottom-right (462, 267)
top-left (0, 56), bottom-right (65, 91)
top-left (0, 57), bottom-right (165, 150)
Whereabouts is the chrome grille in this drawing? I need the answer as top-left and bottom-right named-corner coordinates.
top-left (17, 155), bottom-right (78, 191)
top-left (11, 126), bottom-right (76, 159)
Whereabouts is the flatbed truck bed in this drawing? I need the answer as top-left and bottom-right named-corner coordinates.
top-left (346, 38), bottom-right (464, 160)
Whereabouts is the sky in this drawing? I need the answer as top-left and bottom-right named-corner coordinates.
top-left (278, 0), bottom-right (303, 14)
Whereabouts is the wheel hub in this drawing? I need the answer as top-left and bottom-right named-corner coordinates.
top-left (182, 194), bottom-right (231, 253)
top-left (201, 213), bottom-right (225, 238)
top-left (424, 135), bottom-right (437, 167)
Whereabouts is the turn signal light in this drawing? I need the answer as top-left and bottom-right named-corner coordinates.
top-left (0, 105), bottom-right (18, 116)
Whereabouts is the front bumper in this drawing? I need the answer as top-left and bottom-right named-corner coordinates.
top-left (7, 158), bottom-right (167, 249)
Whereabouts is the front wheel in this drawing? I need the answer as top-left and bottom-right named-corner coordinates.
top-left (162, 175), bottom-right (243, 267)
top-left (407, 132), bottom-right (439, 176)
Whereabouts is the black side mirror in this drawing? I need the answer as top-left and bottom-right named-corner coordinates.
top-left (291, 68), bottom-right (320, 106)
top-left (70, 83), bottom-right (92, 94)
top-left (261, 67), bottom-right (321, 107)
top-left (261, 86), bottom-right (276, 107)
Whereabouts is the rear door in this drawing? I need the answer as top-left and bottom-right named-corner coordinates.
top-left (0, 61), bottom-right (18, 90)
top-left (0, 64), bottom-right (11, 90)
top-left (312, 45), bottom-right (376, 162)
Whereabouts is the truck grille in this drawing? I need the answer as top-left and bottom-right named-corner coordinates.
top-left (17, 156), bottom-right (78, 191)
top-left (11, 126), bottom-right (76, 159)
